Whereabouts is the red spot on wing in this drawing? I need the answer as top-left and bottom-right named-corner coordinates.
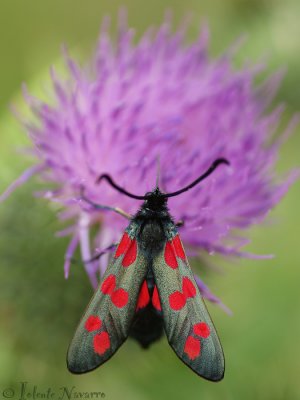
top-left (184, 336), bottom-right (201, 360)
top-left (101, 275), bottom-right (129, 308)
top-left (169, 291), bottom-right (186, 310)
top-left (193, 322), bottom-right (210, 338)
top-left (93, 331), bottom-right (110, 355)
top-left (122, 239), bottom-right (137, 267)
top-left (182, 277), bottom-right (196, 298)
top-left (168, 277), bottom-right (197, 312)
top-left (115, 232), bottom-right (131, 258)
top-left (152, 286), bottom-right (161, 311)
top-left (164, 241), bottom-right (178, 269)
top-left (173, 235), bottom-right (186, 259)
top-left (136, 281), bottom-right (150, 310)
top-left (85, 316), bottom-right (102, 332)
top-left (111, 288), bottom-right (129, 308)
top-left (101, 274), bottom-right (116, 295)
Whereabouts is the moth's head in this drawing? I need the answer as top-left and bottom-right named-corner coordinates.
top-left (143, 187), bottom-right (167, 211)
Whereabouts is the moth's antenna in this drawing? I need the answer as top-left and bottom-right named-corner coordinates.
top-left (96, 174), bottom-right (147, 200)
top-left (97, 158), bottom-right (229, 200)
top-left (163, 158), bottom-right (230, 199)
top-left (156, 155), bottom-right (161, 189)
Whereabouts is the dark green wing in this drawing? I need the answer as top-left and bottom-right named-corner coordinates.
top-left (67, 229), bottom-right (148, 374)
top-left (152, 233), bottom-right (225, 381)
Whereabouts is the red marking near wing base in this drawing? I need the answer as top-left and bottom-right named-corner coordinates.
top-left (193, 322), bottom-right (210, 338)
top-left (136, 281), bottom-right (150, 310)
top-left (101, 274), bottom-right (116, 295)
top-left (173, 235), bottom-right (186, 259)
top-left (152, 286), bottom-right (161, 311)
top-left (93, 331), bottom-right (110, 355)
top-left (182, 277), bottom-right (196, 298)
top-left (184, 336), bottom-right (201, 360)
top-left (122, 239), bottom-right (137, 267)
top-left (85, 315), bottom-right (102, 332)
top-left (111, 288), bottom-right (129, 308)
top-left (169, 291), bottom-right (186, 310)
top-left (115, 232), bottom-right (131, 258)
top-left (164, 241), bottom-right (178, 269)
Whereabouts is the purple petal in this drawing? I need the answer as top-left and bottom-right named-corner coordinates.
top-left (0, 165), bottom-right (45, 202)
top-left (64, 233), bottom-right (79, 279)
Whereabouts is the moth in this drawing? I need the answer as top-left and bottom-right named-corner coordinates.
top-left (67, 158), bottom-right (228, 381)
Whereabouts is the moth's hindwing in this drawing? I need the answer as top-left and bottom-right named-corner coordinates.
top-left (152, 230), bottom-right (225, 381)
top-left (67, 223), bottom-right (148, 374)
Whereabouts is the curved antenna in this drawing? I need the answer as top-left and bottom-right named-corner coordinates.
top-left (96, 174), bottom-right (147, 200)
top-left (96, 158), bottom-right (229, 200)
top-left (163, 158), bottom-right (230, 198)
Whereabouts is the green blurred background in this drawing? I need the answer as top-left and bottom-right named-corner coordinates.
top-left (0, 1), bottom-right (299, 399)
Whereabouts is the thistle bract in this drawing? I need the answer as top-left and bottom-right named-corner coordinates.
top-left (2, 15), bottom-right (298, 310)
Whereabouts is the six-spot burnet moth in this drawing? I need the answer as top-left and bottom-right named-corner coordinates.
top-left (67, 158), bottom-right (229, 381)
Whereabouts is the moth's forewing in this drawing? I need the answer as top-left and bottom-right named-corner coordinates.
top-left (152, 232), bottom-right (225, 381)
top-left (67, 227), bottom-right (148, 374)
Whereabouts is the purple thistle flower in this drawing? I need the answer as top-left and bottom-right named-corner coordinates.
top-left (2, 14), bottom-right (298, 311)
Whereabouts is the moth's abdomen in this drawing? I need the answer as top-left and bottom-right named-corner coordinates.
top-left (129, 304), bottom-right (164, 348)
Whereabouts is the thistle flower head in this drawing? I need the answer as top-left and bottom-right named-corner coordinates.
top-left (2, 14), bottom-right (298, 310)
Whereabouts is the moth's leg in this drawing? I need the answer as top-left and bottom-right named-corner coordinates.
top-left (71, 243), bottom-right (118, 265)
top-left (84, 243), bottom-right (118, 263)
top-left (176, 220), bottom-right (184, 228)
top-left (79, 186), bottom-right (132, 220)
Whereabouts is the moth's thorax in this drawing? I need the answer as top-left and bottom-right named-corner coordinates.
top-left (133, 187), bottom-right (176, 256)
top-left (138, 219), bottom-right (165, 254)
